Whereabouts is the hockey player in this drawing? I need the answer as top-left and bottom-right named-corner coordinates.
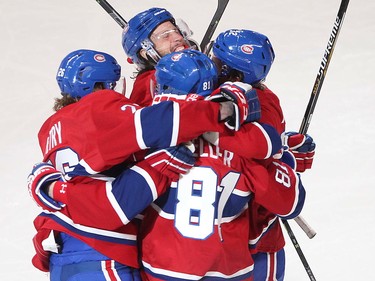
top-left (29, 49), bottom-right (290, 281)
top-left (210, 29), bottom-right (316, 281)
top-left (28, 48), bottom-right (251, 280)
top-left (121, 8), bottom-right (310, 279)
top-left (122, 7), bottom-right (197, 106)
top-left (139, 49), bottom-right (305, 280)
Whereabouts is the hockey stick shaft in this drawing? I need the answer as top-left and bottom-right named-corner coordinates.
top-left (95, 0), bottom-right (228, 53)
top-left (299, 0), bottom-right (349, 134)
top-left (282, 219), bottom-right (317, 281)
top-left (95, 0), bottom-right (127, 28)
top-left (200, 0), bottom-right (229, 53)
top-left (282, 1), bottom-right (350, 279)
top-left (291, 0), bottom-right (350, 240)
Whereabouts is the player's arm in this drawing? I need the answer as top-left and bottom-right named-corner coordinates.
top-left (203, 82), bottom-right (282, 159)
top-left (28, 145), bottom-right (195, 229)
top-left (27, 162), bottom-right (171, 229)
top-left (74, 92), bottom-right (242, 176)
top-left (252, 158), bottom-right (306, 220)
top-left (203, 122), bottom-right (282, 160)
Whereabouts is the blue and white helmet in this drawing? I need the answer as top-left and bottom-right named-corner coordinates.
top-left (212, 29), bottom-right (275, 84)
top-left (56, 49), bottom-right (121, 98)
top-left (155, 49), bottom-right (218, 97)
top-left (122, 8), bottom-right (175, 69)
top-left (122, 7), bottom-right (195, 70)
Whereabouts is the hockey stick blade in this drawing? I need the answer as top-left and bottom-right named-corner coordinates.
top-left (95, 0), bottom-right (127, 28)
top-left (200, 0), bottom-right (229, 53)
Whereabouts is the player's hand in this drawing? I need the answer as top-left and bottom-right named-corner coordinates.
top-left (27, 163), bottom-right (66, 211)
top-left (144, 144), bottom-right (196, 181)
top-left (284, 132), bottom-right (316, 172)
top-left (207, 82), bottom-right (251, 131)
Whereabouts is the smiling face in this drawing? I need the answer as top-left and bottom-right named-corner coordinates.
top-left (140, 21), bottom-right (189, 60)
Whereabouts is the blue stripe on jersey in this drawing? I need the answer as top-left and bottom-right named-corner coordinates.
top-left (138, 101), bottom-right (179, 149)
top-left (220, 194), bottom-right (250, 218)
top-left (111, 166), bottom-right (156, 222)
top-left (259, 123), bottom-right (282, 157)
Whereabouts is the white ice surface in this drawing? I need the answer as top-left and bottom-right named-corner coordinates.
top-left (1, 0), bottom-right (374, 280)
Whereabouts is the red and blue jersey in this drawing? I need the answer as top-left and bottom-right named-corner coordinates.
top-left (38, 89), bottom-right (227, 178)
top-left (32, 89), bottom-right (229, 272)
top-left (140, 137), bottom-right (304, 281)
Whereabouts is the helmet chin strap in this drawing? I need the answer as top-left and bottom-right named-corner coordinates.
top-left (141, 39), bottom-right (161, 66)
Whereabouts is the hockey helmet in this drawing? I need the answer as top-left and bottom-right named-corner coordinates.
top-left (122, 7), bottom-right (175, 69)
top-left (212, 29), bottom-right (275, 84)
top-left (155, 49), bottom-right (218, 97)
top-left (56, 49), bottom-right (121, 98)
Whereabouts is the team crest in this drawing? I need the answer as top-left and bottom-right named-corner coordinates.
top-left (171, 53), bottom-right (183, 62)
top-left (94, 54), bottom-right (106, 62)
top-left (240, 44), bottom-right (254, 54)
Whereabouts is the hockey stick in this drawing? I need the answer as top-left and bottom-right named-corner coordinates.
top-left (282, 0), bottom-right (350, 279)
top-left (289, 0), bottom-right (350, 239)
top-left (300, 0), bottom-right (349, 134)
top-left (200, 0), bottom-right (229, 53)
top-left (294, 215), bottom-right (317, 239)
top-left (95, 0), bottom-right (127, 28)
top-left (282, 220), bottom-right (317, 281)
top-left (95, 0), bottom-right (229, 54)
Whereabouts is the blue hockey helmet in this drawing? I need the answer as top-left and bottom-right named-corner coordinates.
top-left (212, 29), bottom-right (275, 84)
top-left (56, 49), bottom-right (121, 98)
top-left (155, 49), bottom-right (218, 97)
top-left (122, 7), bottom-right (175, 69)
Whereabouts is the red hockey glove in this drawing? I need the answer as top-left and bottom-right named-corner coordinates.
top-left (284, 132), bottom-right (316, 172)
top-left (207, 82), bottom-right (251, 131)
top-left (27, 163), bottom-right (66, 211)
top-left (144, 144), bottom-right (196, 181)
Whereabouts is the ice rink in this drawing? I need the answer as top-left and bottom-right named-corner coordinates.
top-left (1, 0), bottom-right (374, 280)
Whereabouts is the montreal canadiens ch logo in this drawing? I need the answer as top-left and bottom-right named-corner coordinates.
top-left (241, 44), bottom-right (254, 54)
top-left (171, 53), bottom-right (183, 62)
top-left (94, 54), bottom-right (106, 62)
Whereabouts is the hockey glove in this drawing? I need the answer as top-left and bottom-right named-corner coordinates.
top-left (284, 131), bottom-right (316, 172)
top-left (207, 81), bottom-right (251, 131)
top-left (144, 144), bottom-right (196, 181)
top-left (27, 163), bottom-right (66, 212)
top-left (244, 88), bottom-right (261, 122)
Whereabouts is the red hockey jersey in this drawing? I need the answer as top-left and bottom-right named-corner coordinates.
top-left (38, 89), bottom-right (228, 177)
top-left (32, 89), bottom-right (230, 271)
top-left (128, 70), bottom-right (156, 107)
top-left (249, 85), bottom-right (288, 254)
top-left (140, 137), bottom-right (305, 281)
